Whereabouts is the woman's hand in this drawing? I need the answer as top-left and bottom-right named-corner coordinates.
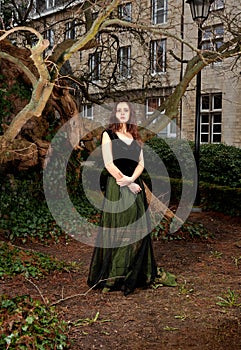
top-left (116, 175), bottom-right (133, 187)
top-left (127, 182), bottom-right (142, 194)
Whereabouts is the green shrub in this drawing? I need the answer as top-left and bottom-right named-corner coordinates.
top-left (200, 182), bottom-right (241, 216)
top-left (0, 170), bottom-right (99, 243)
top-left (146, 137), bottom-right (241, 188)
top-left (145, 137), bottom-right (195, 180)
top-left (199, 143), bottom-right (241, 188)
top-left (145, 137), bottom-right (241, 215)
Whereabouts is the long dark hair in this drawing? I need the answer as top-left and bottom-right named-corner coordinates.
top-left (108, 101), bottom-right (143, 145)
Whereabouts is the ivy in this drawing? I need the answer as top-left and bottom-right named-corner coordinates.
top-left (0, 241), bottom-right (79, 279)
top-left (0, 169), bottom-right (99, 243)
top-left (151, 218), bottom-right (210, 241)
top-left (0, 295), bottom-right (70, 349)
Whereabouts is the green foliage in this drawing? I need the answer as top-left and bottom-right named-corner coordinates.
top-left (0, 241), bottom-right (77, 279)
top-left (146, 137), bottom-right (241, 215)
top-left (0, 179), bottom-right (64, 243)
top-left (0, 168), bottom-right (99, 243)
top-left (200, 143), bottom-right (241, 188)
top-left (0, 295), bottom-right (70, 349)
top-left (216, 289), bottom-right (241, 308)
top-left (0, 75), bottom-right (31, 134)
top-left (210, 250), bottom-right (223, 259)
top-left (232, 255), bottom-right (241, 267)
top-left (145, 137), bottom-right (195, 180)
top-left (178, 280), bottom-right (194, 295)
top-left (151, 217), bottom-right (210, 241)
top-left (200, 182), bottom-right (241, 216)
top-left (69, 311), bottom-right (111, 327)
top-left (146, 137), bottom-right (241, 188)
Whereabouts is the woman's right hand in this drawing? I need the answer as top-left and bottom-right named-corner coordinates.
top-left (127, 182), bottom-right (142, 195)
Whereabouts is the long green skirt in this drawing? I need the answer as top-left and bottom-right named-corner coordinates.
top-left (87, 176), bottom-right (157, 295)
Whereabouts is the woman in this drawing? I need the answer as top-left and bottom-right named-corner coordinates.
top-left (87, 101), bottom-right (157, 296)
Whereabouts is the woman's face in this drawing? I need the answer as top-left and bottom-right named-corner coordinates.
top-left (115, 102), bottom-right (130, 124)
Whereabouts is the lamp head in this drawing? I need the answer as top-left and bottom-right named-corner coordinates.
top-left (186, 0), bottom-right (214, 24)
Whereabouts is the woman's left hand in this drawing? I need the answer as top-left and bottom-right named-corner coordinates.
top-left (116, 175), bottom-right (133, 187)
top-left (127, 182), bottom-right (142, 194)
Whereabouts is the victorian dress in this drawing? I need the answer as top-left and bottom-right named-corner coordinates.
top-left (87, 128), bottom-right (157, 295)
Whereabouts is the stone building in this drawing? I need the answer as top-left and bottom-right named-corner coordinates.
top-left (28, 0), bottom-right (241, 147)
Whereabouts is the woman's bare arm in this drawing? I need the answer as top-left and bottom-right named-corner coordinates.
top-left (102, 131), bottom-right (123, 180)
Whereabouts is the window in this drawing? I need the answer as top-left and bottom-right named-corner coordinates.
top-left (45, 29), bottom-right (54, 49)
top-left (89, 52), bottom-right (101, 81)
top-left (211, 0), bottom-right (225, 11)
top-left (202, 25), bottom-right (224, 51)
top-left (82, 104), bottom-right (94, 119)
top-left (152, 0), bottom-right (167, 25)
top-left (118, 2), bottom-right (132, 22)
top-left (46, 0), bottom-right (55, 9)
top-left (35, 0), bottom-right (42, 12)
top-left (65, 21), bottom-right (76, 40)
top-left (201, 93), bottom-right (222, 143)
top-left (118, 46), bottom-right (131, 78)
top-left (146, 97), bottom-right (176, 137)
top-left (146, 97), bottom-right (163, 114)
top-left (150, 39), bottom-right (166, 74)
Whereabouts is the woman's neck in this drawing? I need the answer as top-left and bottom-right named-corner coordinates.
top-left (119, 124), bottom-right (127, 133)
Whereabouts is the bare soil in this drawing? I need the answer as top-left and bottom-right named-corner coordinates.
top-left (1, 211), bottom-right (241, 350)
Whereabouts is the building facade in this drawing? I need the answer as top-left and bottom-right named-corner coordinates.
top-left (26, 0), bottom-right (241, 147)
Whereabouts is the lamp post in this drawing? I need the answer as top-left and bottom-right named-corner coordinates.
top-left (186, 0), bottom-right (213, 209)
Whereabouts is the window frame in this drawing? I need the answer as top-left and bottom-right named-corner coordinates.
top-left (82, 104), bottom-right (94, 120)
top-left (152, 0), bottom-right (167, 25)
top-left (118, 2), bottom-right (132, 22)
top-left (211, 0), bottom-right (225, 11)
top-left (200, 93), bottom-right (222, 144)
top-left (45, 29), bottom-right (55, 49)
top-left (46, 0), bottom-right (55, 10)
top-left (89, 51), bottom-right (101, 81)
top-left (202, 24), bottom-right (224, 51)
top-left (65, 20), bottom-right (76, 40)
top-left (150, 39), bottom-right (166, 74)
top-left (118, 45), bottom-right (132, 79)
top-left (146, 97), bottom-right (176, 138)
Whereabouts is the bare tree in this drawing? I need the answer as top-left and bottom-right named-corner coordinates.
top-left (0, 0), bottom-right (240, 170)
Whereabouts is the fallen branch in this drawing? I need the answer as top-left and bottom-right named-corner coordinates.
top-left (25, 277), bottom-right (48, 306)
top-left (50, 276), bottom-right (125, 306)
top-left (144, 182), bottom-right (184, 225)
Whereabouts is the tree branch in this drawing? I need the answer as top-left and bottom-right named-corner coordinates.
top-left (0, 51), bottom-right (37, 85)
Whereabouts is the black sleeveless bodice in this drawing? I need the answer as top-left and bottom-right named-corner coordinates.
top-left (103, 129), bottom-right (141, 177)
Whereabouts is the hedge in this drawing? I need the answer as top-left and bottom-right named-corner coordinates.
top-left (146, 137), bottom-right (241, 188)
top-left (141, 173), bottom-right (241, 216)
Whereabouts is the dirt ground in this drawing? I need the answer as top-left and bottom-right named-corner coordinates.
top-left (1, 211), bottom-right (241, 350)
